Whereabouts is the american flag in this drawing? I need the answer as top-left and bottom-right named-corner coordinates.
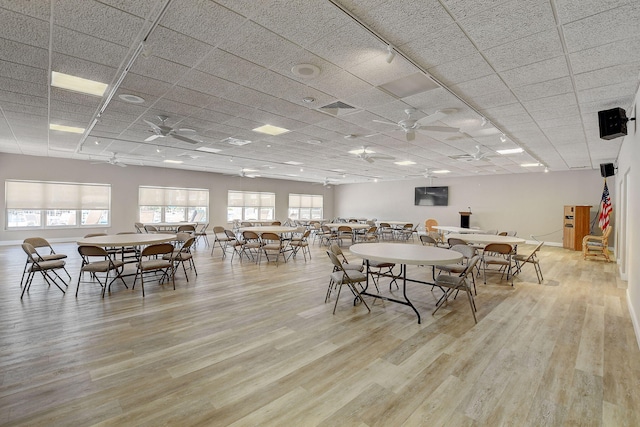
top-left (599, 181), bottom-right (612, 231)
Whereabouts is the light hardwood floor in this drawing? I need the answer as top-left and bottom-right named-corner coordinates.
top-left (1, 237), bottom-right (639, 426)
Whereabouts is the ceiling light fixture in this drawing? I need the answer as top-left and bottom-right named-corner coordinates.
top-left (481, 117), bottom-right (488, 126)
top-left (252, 124), bottom-right (290, 135)
top-left (51, 71), bottom-right (108, 97)
top-left (496, 147), bottom-right (524, 155)
top-left (385, 45), bottom-right (396, 64)
top-left (433, 170), bottom-right (450, 174)
top-left (394, 160), bottom-right (416, 166)
top-left (197, 146), bottom-right (221, 154)
top-left (302, 96), bottom-right (315, 103)
top-left (163, 159), bottom-right (183, 164)
top-left (291, 63), bottom-right (320, 79)
top-left (500, 134), bottom-right (507, 143)
top-left (49, 123), bottom-right (85, 134)
top-left (544, 166), bottom-right (549, 173)
top-left (94, 140), bottom-right (100, 145)
top-left (521, 162), bottom-right (542, 168)
top-left (118, 93), bottom-right (145, 104)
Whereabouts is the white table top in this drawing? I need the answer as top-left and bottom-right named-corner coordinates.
top-left (446, 233), bottom-right (525, 244)
top-left (433, 226), bottom-right (485, 234)
top-left (324, 223), bottom-right (371, 230)
top-left (144, 222), bottom-right (196, 228)
top-left (349, 243), bottom-right (462, 266)
top-left (239, 226), bottom-right (298, 234)
top-left (77, 233), bottom-right (177, 247)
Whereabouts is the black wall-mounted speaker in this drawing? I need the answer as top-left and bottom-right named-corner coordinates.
top-left (598, 107), bottom-right (628, 140)
top-left (600, 163), bottom-right (615, 178)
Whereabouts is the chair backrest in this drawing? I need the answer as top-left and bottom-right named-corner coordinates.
top-left (420, 235), bottom-right (436, 246)
top-left (379, 222), bottom-right (391, 228)
top-left (241, 221), bottom-right (252, 227)
top-left (197, 222), bottom-right (209, 232)
top-left (243, 230), bottom-right (260, 240)
top-left (447, 237), bottom-right (467, 247)
top-left (462, 256), bottom-right (481, 278)
top-left (140, 243), bottom-right (174, 257)
top-left (224, 229), bottom-right (237, 240)
top-left (179, 236), bottom-right (196, 252)
top-left (23, 237), bottom-right (52, 250)
top-left (602, 226), bottom-right (612, 241)
top-left (271, 221), bottom-right (281, 226)
top-left (213, 226), bottom-right (225, 234)
top-left (498, 231), bottom-right (507, 236)
top-left (450, 244), bottom-right (476, 260)
top-left (337, 225), bottom-right (352, 233)
top-left (366, 226), bottom-right (377, 234)
top-left (484, 243), bottom-right (513, 255)
top-left (134, 222), bottom-right (145, 233)
top-left (177, 224), bottom-right (196, 233)
top-left (524, 241), bottom-right (544, 261)
top-left (326, 250), bottom-right (343, 271)
top-left (175, 232), bottom-right (191, 243)
top-left (21, 242), bottom-right (38, 260)
top-left (506, 230), bottom-right (517, 236)
top-left (144, 225), bottom-right (158, 233)
top-left (424, 218), bottom-right (438, 231)
top-left (261, 232), bottom-right (281, 244)
top-left (77, 245), bottom-right (109, 258)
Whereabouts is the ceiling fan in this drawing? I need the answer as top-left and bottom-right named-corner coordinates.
top-left (349, 146), bottom-right (395, 163)
top-left (373, 108), bottom-right (459, 141)
top-left (91, 153), bottom-right (127, 167)
top-left (143, 115), bottom-right (202, 144)
top-left (450, 145), bottom-right (494, 162)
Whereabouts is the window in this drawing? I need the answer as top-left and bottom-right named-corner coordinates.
top-left (227, 190), bottom-right (275, 221)
top-left (139, 186), bottom-right (208, 223)
top-left (5, 180), bottom-right (110, 229)
top-left (288, 194), bottom-right (323, 220)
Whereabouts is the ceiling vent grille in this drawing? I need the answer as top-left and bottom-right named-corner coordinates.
top-left (318, 101), bottom-right (360, 117)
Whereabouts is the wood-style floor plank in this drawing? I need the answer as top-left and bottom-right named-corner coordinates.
top-left (1, 239), bottom-right (639, 426)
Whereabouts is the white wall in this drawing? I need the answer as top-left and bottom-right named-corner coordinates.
top-left (615, 89), bottom-right (639, 345)
top-left (334, 169), bottom-right (609, 246)
top-left (0, 153), bottom-right (334, 243)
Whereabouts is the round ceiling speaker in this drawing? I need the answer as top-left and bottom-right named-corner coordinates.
top-left (118, 93), bottom-right (145, 104)
top-left (291, 63), bottom-right (320, 79)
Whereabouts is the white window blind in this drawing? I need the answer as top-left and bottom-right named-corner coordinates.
top-left (228, 191), bottom-right (275, 207)
top-left (289, 194), bottom-right (323, 208)
top-left (5, 180), bottom-right (110, 209)
top-left (139, 186), bottom-right (209, 207)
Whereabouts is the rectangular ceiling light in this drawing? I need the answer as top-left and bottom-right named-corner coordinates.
top-left (394, 160), bottom-right (416, 166)
top-left (252, 124), bottom-right (290, 135)
top-left (51, 71), bottom-right (108, 96)
top-left (221, 137), bottom-right (251, 146)
top-left (49, 123), bottom-right (85, 134)
top-left (164, 159), bottom-right (183, 164)
top-left (196, 146), bottom-right (222, 153)
top-left (284, 161), bottom-right (303, 165)
top-left (497, 147), bottom-right (524, 155)
top-left (433, 170), bottom-right (450, 174)
top-left (378, 72), bottom-right (439, 98)
top-left (521, 162), bottom-right (542, 167)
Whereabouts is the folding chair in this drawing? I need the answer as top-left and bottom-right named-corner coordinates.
top-left (326, 251), bottom-right (371, 315)
top-left (513, 241), bottom-right (544, 283)
top-left (76, 245), bottom-right (127, 297)
top-left (21, 242), bottom-right (68, 298)
top-left (133, 243), bottom-right (175, 297)
top-left (433, 256), bottom-right (481, 323)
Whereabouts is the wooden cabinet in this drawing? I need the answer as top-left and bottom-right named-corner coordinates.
top-left (563, 205), bottom-right (591, 250)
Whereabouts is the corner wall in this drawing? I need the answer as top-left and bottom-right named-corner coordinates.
top-left (334, 169), bottom-right (608, 246)
top-left (0, 154), bottom-right (334, 244)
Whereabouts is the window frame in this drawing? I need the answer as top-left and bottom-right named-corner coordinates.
top-left (288, 193), bottom-right (323, 221)
top-left (227, 190), bottom-right (276, 222)
top-left (138, 186), bottom-right (209, 224)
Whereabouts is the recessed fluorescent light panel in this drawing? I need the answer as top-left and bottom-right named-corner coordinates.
top-left (521, 162), bottom-right (542, 167)
top-left (164, 159), bottom-right (183, 164)
top-left (497, 147), bottom-right (524, 155)
top-left (252, 124), bottom-right (290, 135)
top-left (221, 137), bottom-right (251, 146)
top-left (49, 123), bottom-right (85, 134)
top-left (433, 170), bottom-right (450, 174)
top-left (394, 160), bottom-right (416, 166)
top-left (51, 71), bottom-right (108, 96)
top-left (196, 146), bottom-right (222, 153)
top-left (284, 161), bottom-right (304, 166)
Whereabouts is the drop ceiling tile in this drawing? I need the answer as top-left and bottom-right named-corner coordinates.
top-left (53, 27), bottom-right (129, 69)
top-left (528, 104), bottom-right (580, 121)
top-left (178, 70), bottom-right (237, 98)
top-left (347, 55), bottom-right (416, 88)
top-left (400, 24), bottom-right (477, 68)
top-left (521, 92), bottom-right (578, 112)
top-left (307, 22), bottom-right (383, 69)
top-left (483, 30), bottom-right (564, 72)
top-left (343, 87), bottom-right (398, 110)
top-left (0, 61), bottom-right (47, 85)
top-left (512, 77), bottom-right (574, 101)
top-left (145, 26), bottom-right (214, 68)
top-left (54, 0), bottom-right (145, 47)
top-left (427, 52), bottom-right (495, 86)
top-left (161, 1), bottom-right (247, 47)
top-left (0, 7), bottom-right (49, 48)
top-left (451, 74), bottom-right (510, 98)
top-left (499, 56), bottom-right (569, 88)
top-left (574, 63), bottom-right (640, 91)
top-left (0, 75), bottom-right (46, 98)
top-left (562, 4), bottom-right (640, 53)
top-left (130, 55), bottom-right (191, 85)
top-left (577, 81), bottom-right (638, 104)
top-left (196, 49), bottom-right (268, 85)
top-left (0, 38), bottom-right (48, 69)
top-left (460, 0), bottom-right (556, 49)
top-left (0, 91), bottom-right (47, 109)
top-left (568, 36), bottom-right (640, 75)
top-left (469, 90), bottom-right (519, 109)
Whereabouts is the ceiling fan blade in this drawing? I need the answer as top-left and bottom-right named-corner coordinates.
top-left (419, 125), bottom-right (460, 133)
top-left (172, 134), bottom-right (201, 144)
top-left (144, 134), bottom-right (162, 142)
top-left (406, 130), bottom-right (416, 141)
top-left (417, 111), bottom-right (447, 125)
top-left (144, 119), bottom-right (162, 132)
top-left (372, 119), bottom-right (399, 126)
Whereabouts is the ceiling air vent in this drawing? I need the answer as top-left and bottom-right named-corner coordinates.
top-left (318, 101), bottom-right (360, 117)
top-left (221, 137), bottom-right (251, 146)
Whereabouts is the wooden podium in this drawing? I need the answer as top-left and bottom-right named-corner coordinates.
top-left (459, 211), bottom-right (471, 228)
top-left (563, 205), bottom-right (591, 250)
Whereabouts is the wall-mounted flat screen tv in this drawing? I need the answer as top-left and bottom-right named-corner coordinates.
top-left (415, 186), bottom-right (448, 206)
